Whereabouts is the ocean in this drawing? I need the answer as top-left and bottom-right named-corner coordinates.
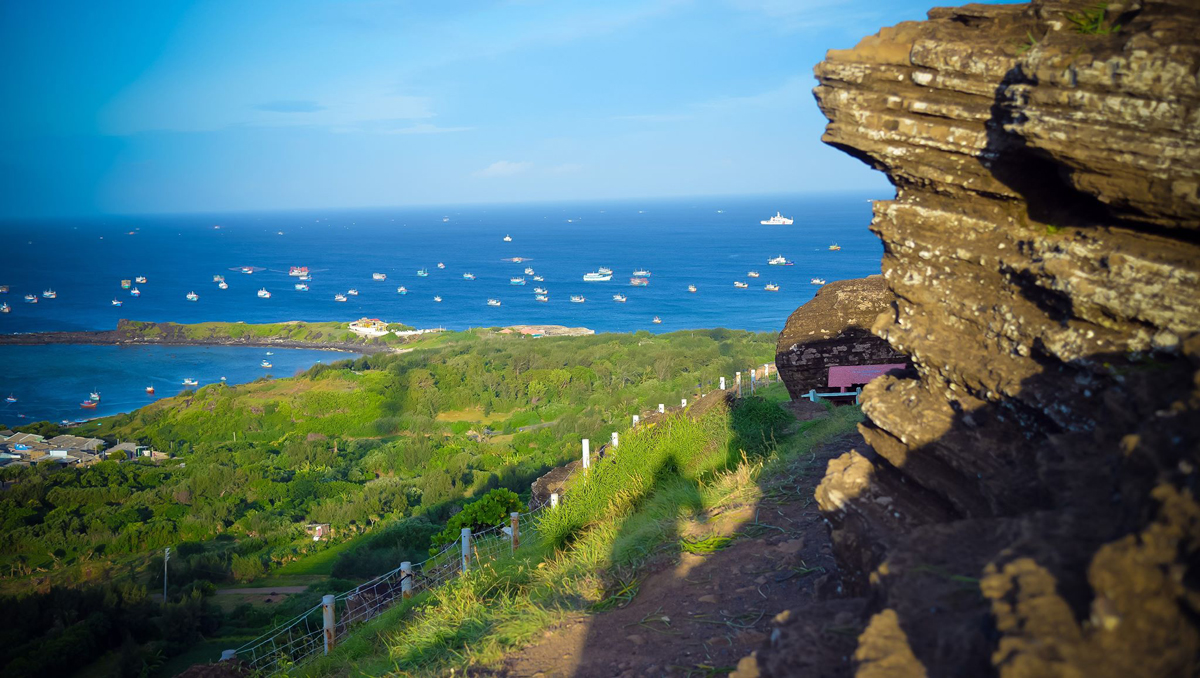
top-left (0, 192), bottom-right (885, 421)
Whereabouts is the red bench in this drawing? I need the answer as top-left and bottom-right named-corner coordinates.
top-left (828, 363), bottom-right (907, 391)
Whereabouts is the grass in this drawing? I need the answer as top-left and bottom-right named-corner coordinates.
top-left (292, 391), bottom-right (863, 677)
top-left (274, 534), bottom-right (371, 576)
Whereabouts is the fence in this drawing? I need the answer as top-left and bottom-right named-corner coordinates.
top-left (225, 363), bottom-right (779, 674)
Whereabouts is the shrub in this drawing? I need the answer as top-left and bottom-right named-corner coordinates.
top-left (430, 488), bottom-right (524, 552)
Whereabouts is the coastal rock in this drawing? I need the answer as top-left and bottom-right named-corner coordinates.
top-left (775, 275), bottom-right (908, 400)
top-left (755, 1), bottom-right (1200, 676)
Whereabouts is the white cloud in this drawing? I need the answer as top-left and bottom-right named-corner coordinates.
top-left (475, 160), bottom-right (532, 177)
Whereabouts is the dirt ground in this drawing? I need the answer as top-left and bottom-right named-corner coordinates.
top-left (493, 432), bottom-right (862, 678)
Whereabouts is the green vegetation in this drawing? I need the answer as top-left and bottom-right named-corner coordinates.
top-left (1066, 2), bottom-right (1121, 35)
top-left (116, 319), bottom-right (416, 349)
top-left (430, 488), bottom-right (524, 551)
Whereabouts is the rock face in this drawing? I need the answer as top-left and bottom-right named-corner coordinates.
top-left (757, 2), bottom-right (1200, 676)
top-left (775, 275), bottom-right (908, 399)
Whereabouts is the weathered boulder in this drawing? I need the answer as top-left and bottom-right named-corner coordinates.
top-left (751, 1), bottom-right (1200, 676)
top-left (775, 275), bottom-right (907, 399)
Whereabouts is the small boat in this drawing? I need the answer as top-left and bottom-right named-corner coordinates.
top-left (829, 243), bottom-right (841, 251)
top-left (734, 281), bottom-right (748, 288)
top-left (632, 269), bottom-right (652, 277)
top-left (218, 281), bottom-right (228, 290)
top-left (524, 267), bottom-right (535, 275)
top-left (120, 280), bottom-right (131, 289)
top-left (598, 267), bottom-right (613, 275)
top-left (257, 288), bottom-right (271, 299)
top-left (335, 294), bottom-right (348, 302)
top-left (487, 298), bottom-right (501, 306)
top-left (434, 296), bottom-right (443, 302)
top-left (510, 257), bottom-right (525, 263)
top-left (187, 292), bottom-right (199, 301)
top-left (532, 275), bottom-right (544, 282)
top-left (462, 273), bottom-right (475, 280)
top-left (135, 276), bottom-right (147, 283)
top-left (811, 278), bottom-right (827, 285)
top-left (761, 211), bottom-right (794, 225)
top-left (261, 360), bottom-right (272, 368)
top-left (768, 256), bottom-right (794, 266)
top-left (652, 316), bottom-right (662, 324)
top-left (80, 401), bottom-right (97, 409)
top-left (90, 391), bottom-right (101, 402)
top-left (265, 352), bottom-right (273, 355)
top-left (241, 267), bottom-right (254, 274)
top-left (289, 266), bottom-right (309, 277)
top-left (510, 277), bottom-right (526, 286)
top-left (146, 386), bottom-right (155, 395)
top-left (570, 295), bottom-right (586, 303)
top-left (372, 272), bottom-right (387, 281)
top-left (42, 289), bottom-right (56, 299)
top-left (213, 275), bottom-right (225, 283)
top-left (535, 294), bottom-right (549, 302)
top-left (277, 231), bottom-right (283, 236)
top-left (503, 235), bottom-right (512, 242)
top-left (220, 376), bottom-right (226, 382)
top-left (0, 285), bottom-right (8, 293)
top-left (130, 287), bottom-right (140, 296)
top-left (111, 299), bottom-right (123, 306)
top-left (24, 294), bottom-right (38, 304)
top-left (294, 283), bottom-right (309, 291)
top-left (630, 277), bottom-right (649, 287)
top-left (613, 294), bottom-right (627, 302)
top-left (5, 394), bottom-right (16, 403)
top-left (182, 378), bottom-right (198, 386)
top-left (437, 262), bottom-right (445, 269)
top-left (748, 271), bottom-right (760, 278)
top-left (299, 274), bottom-right (312, 281)
top-left (583, 272), bottom-right (612, 282)
top-left (347, 289), bottom-right (358, 296)
top-left (534, 287), bottom-right (548, 294)
top-left (765, 283), bottom-right (780, 292)
top-left (687, 285), bottom-right (697, 293)
top-left (0, 303), bottom-right (9, 313)
top-left (416, 268), bottom-right (429, 277)
top-left (396, 286), bottom-right (407, 295)
top-left (443, 217), bottom-right (450, 222)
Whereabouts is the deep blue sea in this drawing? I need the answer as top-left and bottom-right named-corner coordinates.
top-left (0, 192), bottom-right (885, 422)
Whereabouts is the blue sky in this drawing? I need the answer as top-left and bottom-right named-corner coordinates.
top-left (2, 1), bottom-right (958, 218)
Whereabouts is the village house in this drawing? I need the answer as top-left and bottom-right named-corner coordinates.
top-left (348, 317), bottom-right (391, 337)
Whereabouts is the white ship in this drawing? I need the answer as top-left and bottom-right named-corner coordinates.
top-left (463, 273), bottom-right (475, 280)
top-left (503, 235), bottom-right (512, 242)
top-left (597, 266), bottom-right (613, 275)
top-left (437, 262), bottom-right (445, 269)
top-left (765, 283), bottom-right (780, 292)
top-left (257, 288), bottom-right (271, 299)
top-left (416, 269), bottom-right (429, 277)
top-left (335, 294), bottom-right (348, 302)
top-left (632, 269), bottom-right (652, 277)
top-left (0, 303), bottom-right (8, 313)
top-left (186, 292), bottom-right (199, 301)
top-left (768, 256), bottom-right (794, 266)
top-left (218, 281), bottom-right (228, 290)
top-left (533, 287), bottom-right (548, 294)
top-left (811, 278), bottom-right (827, 285)
top-left (829, 243), bottom-right (841, 251)
top-left (760, 211), bottom-right (794, 225)
top-left (532, 275), bottom-right (544, 282)
top-left (24, 294), bottom-right (38, 304)
top-left (261, 360), bottom-right (272, 368)
top-left (294, 283), bottom-right (309, 291)
top-left (652, 316), bottom-right (662, 324)
top-left (434, 296), bottom-right (443, 302)
top-left (570, 295), bottom-right (586, 303)
top-left (535, 294), bottom-right (549, 302)
top-left (42, 289), bottom-right (56, 299)
top-left (372, 272), bottom-right (387, 281)
top-left (397, 286), bottom-right (408, 295)
top-left (583, 272), bottom-right (612, 282)
top-left (111, 299), bottom-right (123, 306)
top-left (524, 267), bottom-right (535, 275)
top-left (213, 275), bottom-right (225, 283)
top-left (347, 289), bottom-right (358, 296)
top-left (687, 284), bottom-right (697, 293)
top-left (510, 277), bottom-right (526, 286)
top-left (747, 271), bottom-right (760, 278)
top-left (182, 378), bottom-right (199, 386)
top-left (487, 298), bottom-right (501, 306)
top-left (135, 276), bottom-right (147, 284)
top-left (734, 281), bottom-right (749, 288)
top-left (130, 287), bottom-right (140, 296)
top-left (613, 294), bottom-right (627, 302)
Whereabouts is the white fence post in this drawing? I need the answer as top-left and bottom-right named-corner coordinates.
top-left (750, 369), bottom-right (756, 395)
top-left (611, 431), bottom-right (619, 449)
top-left (764, 363), bottom-right (770, 382)
top-left (720, 376), bottom-right (726, 390)
top-left (681, 398), bottom-right (687, 407)
top-left (461, 528), bottom-right (472, 573)
top-left (510, 512), bottom-right (520, 552)
top-left (632, 414), bottom-right (639, 427)
top-left (582, 439), bottom-right (590, 470)
top-left (550, 493), bottom-right (559, 508)
top-left (322, 594), bottom-right (336, 655)
top-left (658, 403), bottom-right (665, 413)
top-left (401, 561), bottom-right (412, 599)
top-left (220, 650), bottom-right (236, 661)
top-left (736, 372), bottom-right (742, 397)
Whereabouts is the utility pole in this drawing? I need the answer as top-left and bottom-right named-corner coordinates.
top-left (163, 547), bottom-right (170, 602)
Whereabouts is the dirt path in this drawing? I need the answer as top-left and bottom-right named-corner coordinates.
top-left (496, 433), bottom-right (864, 678)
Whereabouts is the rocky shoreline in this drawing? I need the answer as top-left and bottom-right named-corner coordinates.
top-left (0, 329), bottom-right (390, 354)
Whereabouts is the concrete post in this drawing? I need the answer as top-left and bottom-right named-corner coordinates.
top-left (461, 528), bottom-right (472, 573)
top-left (322, 594), bottom-right (336, 655)
top-left (720, 376), bottom-right (725, 390)
top-left (632, 414), bottom-right (639, 427)
top-left (681, 398), bottom-right (687, 407)
top-left (764, 363), bottom-right (770, 382)
top-left (401, 561), bottom-right (412, 599)
top-left (582, 439), bottom-right (590, 470)
top-left (750, 369), bottom-right (756, 395)
top-left (550, 493), bottom-right (559, 508)
top-left (658, 403), bottom-right (665, 413)
top-left (510, 512), bottom-right (520, 552)
top-left (736, 372), bottom-right (742, 397)
top-left (611, 431), bottom-right (619, 449)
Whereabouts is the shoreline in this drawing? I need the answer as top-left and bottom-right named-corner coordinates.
top-left (0, 329), bottom-right (392, 354)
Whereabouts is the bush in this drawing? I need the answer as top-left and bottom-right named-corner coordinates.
top-left (430, 488), bottom-right (525, 552)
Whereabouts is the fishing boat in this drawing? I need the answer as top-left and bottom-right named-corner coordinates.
top-left (294, 283), bottom-right (309, 291)
top-left (747, 271), bottom-right (760, 278)
top-left (289, 266), bottom-right (309, 277)
top-left (583, 272), bottom-right (611, 282)
top-left (630, 277), bottom-right (649, 287)
top-left (213, 275), bottom-right (225, 283)
top-left (24, 294), bottom-right (38, 304)
top-left (266, 352), bottom-right (273, 355)
top-left (768, 256), bottom-right (794, 266)
top-left (241, 267), bottom-right (254, 274)
top-left (632, 269), bottom-right (652, 277)
top-left (524, 267), bottom-right (535, 275)
top-left (111, 299), bottom-right (123, 306)
top-left (0, 303), bottom-right (9, 313)
top-left (187, 291), bottom-right (199, 301)
top-left (570, 295), bottom-right (586, 303)
top-left (130, 287), bottom-right (140, 296)
top-left (734, 281), bottom-right (749, 288)
top-left (437, 262), bottom-right (445, 269)
top-left (535, 294), bottom-right (549, 302)
top-left (487, 298), bottom-right (501, 306)
top-left (261, 360), bottom-right (272, 368)
top-left (613, 294), bottom-right (627, 302)
top-left (761, 211), bottom-right (794, 225)
top-left (598, 267), bottom-right (613, 276)
top-left (443, 216), bottom-right (450, 222)
top-left (811, 278), bottom-right (827, 285)
top-left (257, 288), bottom-right (271, 299)
top-left (90, 391), bottom-right (101, 402)
top-left (299, 274), bottom-right (312, 281)
top-left (397, 286), bottom-right (408, 295)
top-left (829, 243), bottom-right (841, 251)
top-left (532, 275), bottom-right (544, 282)
top-left (765, 283), bottom-right (780, 292)
top-left (182, 378), bottom-right (198, 386)
top-left (146, 386), bottom-right (155, 395)
top-left (687, 285), bottom-right (697, 293)
top-left (218, 281), bottom-right (228, 290)
top-left (5, 394), bottom-right (16, 403)
top-left (347, 289), bottom-right (358, 296)
top-left (120, 279), bottom-right (131, 289)
top-left (434, 296), bottom-right (443, 302)
top-left (533, 287), bottom-right (548, 294)
top-left (42, 289), bottom-right (56, 299)
top-left (416, 268), bottom-right (429, 277)
top-left (135, 276), bottom-right (147, 283)
top-left (335, 294), bottom-right (348, 302)
top-left (510, 257), bottom-right (525, 263)
top-left (372, 272), bottom-right (387, 281)
top-left (462, 273), bottom-right (475, 280)
top-left (510, 277), bottom-right (526, 286)
top-left (503, 235), bottom-right (512, 242)
top-left (0, 285), bottom-right (8, 293)
top-left (652, 316), bottom-right (662, 324)
top-left (80, 400), bottom-right (97, 410)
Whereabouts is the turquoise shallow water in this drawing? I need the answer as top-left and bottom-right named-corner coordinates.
top-left (0, 344), bottom-right (355, 426)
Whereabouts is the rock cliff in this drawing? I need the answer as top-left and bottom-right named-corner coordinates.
top-left (759, 1), bottom-right (1200, 676)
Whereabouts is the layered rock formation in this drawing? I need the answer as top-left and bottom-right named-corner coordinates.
top-left (775, 275), bottom-right (907, 399)
top-left (761, 1), bottom-right (1200, 675)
